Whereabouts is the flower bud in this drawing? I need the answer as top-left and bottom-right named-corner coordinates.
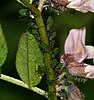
top-left (66, 84), bottom-right (84, 100)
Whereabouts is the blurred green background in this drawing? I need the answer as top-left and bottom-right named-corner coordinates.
top-left (0, 0), bottom-right (94, 100)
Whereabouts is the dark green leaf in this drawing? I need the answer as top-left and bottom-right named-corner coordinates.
top-left (16, 32), bottom-right (44, 88)
top-left (0, 25), bottom-right (8, 68)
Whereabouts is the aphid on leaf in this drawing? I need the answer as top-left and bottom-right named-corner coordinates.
top-left (60, 28), bottom-right (94, 79)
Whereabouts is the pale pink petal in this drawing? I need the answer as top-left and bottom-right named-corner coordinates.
top-left (86, 45), bottom-right (94, 62)
top-left (85, 65), bottom-right (94, 78)
top-left (67, 0), bottom-right (94, 13)
top-left (64, 27), bottom-right (88, 62)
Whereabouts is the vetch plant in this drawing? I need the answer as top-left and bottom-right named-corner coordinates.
top-left (0, 0), bottom-right (94, 100)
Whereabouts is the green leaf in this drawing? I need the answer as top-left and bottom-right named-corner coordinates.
top-left (0, 25), bottom-right (8, 68)
top-left (16, 32), bottom-right (44, 88)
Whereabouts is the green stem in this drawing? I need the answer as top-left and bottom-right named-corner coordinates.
top-left (18, 1), bottom-right (57, 99)
top-left (0, 74), bottom-right (47, 98)
top-left (21, 0), bottom-right (40, 15)
top-left (35, 14), bottom-right (57, 100)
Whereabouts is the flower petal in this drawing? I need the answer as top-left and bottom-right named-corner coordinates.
top-left (67, 0), bottom-right (94, 13)
top-left (86, 45), bottom-right (94, 62)
top-left (85, 65), bottom-right (94, 78)
top-left (67, 84), bottom-right (84, 100)
top-left (64, 27), bottom-right (88, 62)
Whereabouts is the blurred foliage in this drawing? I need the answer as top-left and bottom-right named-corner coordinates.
top-left (0, 0), bottom-right (94, 100)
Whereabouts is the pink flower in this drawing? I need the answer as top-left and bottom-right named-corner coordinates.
top-left (64, 28), bottom-right (87, 62)
top-left (60, 28), bottom-right (94, 78)
top-left (67, 0), bottom-right (94, 13)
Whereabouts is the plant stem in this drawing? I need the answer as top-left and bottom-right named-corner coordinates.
top-left (21, 0), bottom-right (40, 15)
top-left (18, 1), bottom-right (57, 100)
top-left (35, 14), bottom-right (57, 100)
top-left (0, 74), bottom-right (47, 98)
